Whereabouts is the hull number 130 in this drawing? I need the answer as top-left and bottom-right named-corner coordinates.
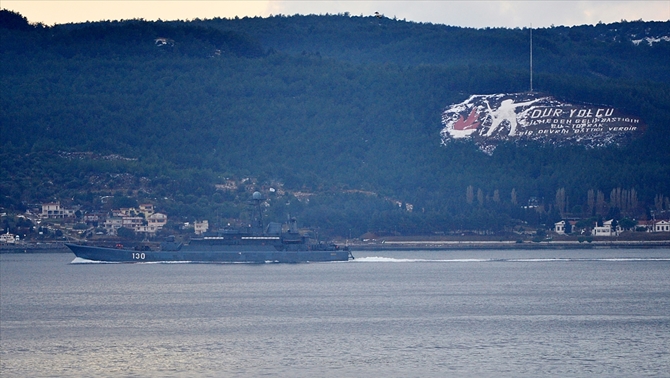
top-left (132, 252), bottom-right (146, 260)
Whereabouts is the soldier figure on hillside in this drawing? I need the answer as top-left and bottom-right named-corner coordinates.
top-left (483, 98), bottom-right (541, 137)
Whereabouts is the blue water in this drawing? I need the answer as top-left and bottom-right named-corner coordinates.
top-left (2, 249), bottom-right (669, 377)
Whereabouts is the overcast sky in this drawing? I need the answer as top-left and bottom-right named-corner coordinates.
top-left (3, 1), bottom-right (669, 28)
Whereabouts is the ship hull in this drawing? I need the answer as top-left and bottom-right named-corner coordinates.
top-left (66, 243), bottom-right (352, 263)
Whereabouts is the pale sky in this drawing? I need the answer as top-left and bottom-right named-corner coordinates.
top-left (2, 1), bottom-right (669, 28)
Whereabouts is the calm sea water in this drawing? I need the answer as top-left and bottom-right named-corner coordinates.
top-left (2, 249), bottom-right (669, 377)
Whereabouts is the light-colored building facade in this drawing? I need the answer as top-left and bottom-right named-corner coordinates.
top-left (194, 220), bottom-right (209, 235)
top-left (591, 219), bottom-right (627, 236)
top-left (143, 213), bottom-right (167, 234)
top-left (1, 231), bottom-right (17, 244)
top-left (105, 210), bottom-right (168, 236)
top-left (139, 204), bottom-right (155, 218)
top-left (104, 217), bottom-right (123, 235)
top-left (122, 216), bottom-right (145, 230)
top-left (41, 202), bottom-right (75, 219)
top-left (554, 221), bottom-right (566, 234)
top-left (655, 220), bottom-right (670, 232)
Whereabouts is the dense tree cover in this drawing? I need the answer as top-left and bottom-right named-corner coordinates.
top-left (1, 11), bottom-right (669, 237)
top-left (198, 14), bottom-right (670, 82)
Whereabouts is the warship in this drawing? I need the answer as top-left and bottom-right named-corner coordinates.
top-left (66, 192), bottom-right (353, 263)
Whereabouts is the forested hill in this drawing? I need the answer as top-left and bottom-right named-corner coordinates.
top-left (197, 15), bottom-right (670, 82)
top-left (1, 10), bottom-right (669, 237)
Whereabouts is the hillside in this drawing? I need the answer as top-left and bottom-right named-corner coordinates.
top-left (1, 10), bottom-right (669, 237)
top-left (198, 15), bottom-right (670, 82)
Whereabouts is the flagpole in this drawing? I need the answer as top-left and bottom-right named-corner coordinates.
top-left (530, 23), bottom-right (533, 93)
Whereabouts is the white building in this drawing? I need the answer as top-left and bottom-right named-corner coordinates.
top-left (554, 221), bottom-right (566, 235)
top-left (194, 220), bottom-right (209, 235)
top-left (655, 220), bottom-right (670, 232)
top-left (122, 216), bottom-right (145, 230)
top-left (1, 230), bottom-right (17, 244)
top-left (147, 213), bottom-right (167, 231)
top-left (106, 209), bottom-right (167, 236)
top-left (592, 219), bottom-right (619, 237)
top-left (104, 217), bottom-right (123, 235)
top-left (136, 213), bottom-right (168, 235)
top-left (139, 204), bottom-right (155, 217)
top-left (41, 202), bottom-right (75, 219)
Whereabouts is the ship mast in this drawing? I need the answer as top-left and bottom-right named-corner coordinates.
top-left (251, 191), bottom-right (264, 234)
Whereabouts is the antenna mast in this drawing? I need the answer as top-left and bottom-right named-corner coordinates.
top-left (529, 23), bottom-right (533, 93)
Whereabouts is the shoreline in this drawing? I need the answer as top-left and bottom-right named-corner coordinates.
top-left (3, 239), bottom-right (670, 254)
top-left (348, 239), bottom-right (670, 251)
top-left (0, 243), bottom-right (68, 253)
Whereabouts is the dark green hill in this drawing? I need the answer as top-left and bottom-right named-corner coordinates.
top-left (1, 10), bottom-right (669, 237)
top-left (197, 15), bottom-right (670, 82)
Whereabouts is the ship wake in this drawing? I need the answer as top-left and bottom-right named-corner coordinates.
top-left (353, 256), bottom-right (670, 263)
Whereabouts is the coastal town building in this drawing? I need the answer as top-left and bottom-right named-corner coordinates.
top-left (655, 220), bottom-right (670, 232)
top-left (41, 202), bottom-right (75, 219)
top-left (1, 230), bottom-right (18, 244)
top-left (115, 208), bottom-right (141, 217)
top-left (554, 221), bottom-right (566, 234)
top-left (194, 220), bottom-right (209, 235)
top-left (103, 211), bottom-right (167, 235)
top-left (103, 212), bottom-right (168, 235)
top-left (104, 217), bottom-right (123, 235)
top-left (591, 219), bottom-right (621, 237)
top-left (122, 216), bottom-right (144, 230)
top-left (145, 213), bottom-right (167, 233)
top-left (636, 220), bottom-right (654, 232)
top-left (115, 206), bottom-right (153, 218)
top-left (633, 220), bottom-right (670, 232)
top-left (139, 204), bottom-right (155, 218)
top-left (100, 204), bottom-right (167, 235)
top-left (83, 213), bottom-right (100, 223)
